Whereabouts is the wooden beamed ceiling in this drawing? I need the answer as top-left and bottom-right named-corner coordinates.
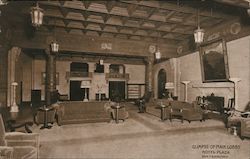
top-left (3, 0), bottom-right (246, 45)
top-left (38, 0), bottom-right (234, 43)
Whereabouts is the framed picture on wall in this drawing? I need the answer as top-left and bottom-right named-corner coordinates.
top-left (199, 38), bottom-right (230, 82)
top-left (41, 72), bottom-right (59, 85)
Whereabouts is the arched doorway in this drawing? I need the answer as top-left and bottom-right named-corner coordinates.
top-left (158, 69), bottom-right (166, 99)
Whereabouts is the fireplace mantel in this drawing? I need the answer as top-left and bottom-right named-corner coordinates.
top-left (192, 82), bottom-right (234, 88)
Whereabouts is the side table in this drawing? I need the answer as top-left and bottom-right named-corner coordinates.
top-left (159, 104), bottom-right (167, 121)
top-left (111, 104), bottom-right (125, 123)
top-left (39, 106), bottom-right (53, 129)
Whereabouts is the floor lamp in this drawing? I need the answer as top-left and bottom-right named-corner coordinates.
top-left (81, 81), bottom-right (90, 102)
top-left (181, 81), bottom-right (190, 102)
top-left (10, 82), bottom-right (19, 113)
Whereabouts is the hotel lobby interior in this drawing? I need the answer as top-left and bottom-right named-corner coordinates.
top-left (0, 0), bottom-right (250, 158)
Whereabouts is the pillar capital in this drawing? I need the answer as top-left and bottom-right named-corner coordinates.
top-left (8, 46), bottom-right (21, 61)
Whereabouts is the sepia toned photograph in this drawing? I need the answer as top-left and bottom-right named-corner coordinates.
top-left (0, 0), bottom-right (249, 159)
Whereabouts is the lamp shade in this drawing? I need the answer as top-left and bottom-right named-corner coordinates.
top-left (99, 59), bottom-right (104, 65)
top-left (155, 50), bottom-right (161, 60)
top-left (30, 3), bottom-right (44, 27)
top-left (194, 27), bottom-right (204, 44)
top-left (165, 82), bottom-right (174, 89)
top-left (50, 42), bottom-right (59, 53)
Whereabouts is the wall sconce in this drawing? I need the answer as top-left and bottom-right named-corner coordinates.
top-left (30, 2), bottom-right (44, 27)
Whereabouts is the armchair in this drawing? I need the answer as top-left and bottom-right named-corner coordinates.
top-left (224, 98), bottom-right (235, 115)
top-left (240, 118), bottom-right (250, 139)
top-left (0, 114), bottom-right (39, 159)
top-left (135, 91), bottom-right (152, 113)
top-left (0, 146), bottom-right (13, 159)
top-left (104, 101), bottom-right (129, 121)
top-left (33, 106), bottom-right (56, 126)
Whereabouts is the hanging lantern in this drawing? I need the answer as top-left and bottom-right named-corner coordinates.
top-left (155, 49), bottom-right (161, 60)
top-left (0, 0), bottom-right (7, 5)
top-left (194, 27), bottom-right (204, 44)
top-left (50, 41), bottom-right (59, 53)
top-left (194, 9), bottom-right (204, 44)
top-left (30, 2), bottom-right (44, 27)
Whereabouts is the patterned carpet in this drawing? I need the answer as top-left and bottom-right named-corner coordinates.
top-left (33, 109), bottom-right (250, 159)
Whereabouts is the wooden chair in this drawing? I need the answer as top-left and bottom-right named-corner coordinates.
top-left (224, 98), bottom-right (235, 115)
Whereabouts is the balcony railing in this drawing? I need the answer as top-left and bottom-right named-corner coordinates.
top-left (66, 72), bottom-right (93, 78)
top-left (106, 73), bottom-right (129, 79)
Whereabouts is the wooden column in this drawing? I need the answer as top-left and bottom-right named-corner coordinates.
top-left (45, 49), bottom-right (57, 106)
top-left (145, 55), bottom-right (154, 95)
top-left (0, 46), bottom-right (9, 107)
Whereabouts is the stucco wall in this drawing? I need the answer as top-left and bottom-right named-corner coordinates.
top-left (31, 60), bottom-right (145, 101)
top-left (179, 36), bottom-right (250, 111)
top-left (153, 59), bottom-right (177, 99)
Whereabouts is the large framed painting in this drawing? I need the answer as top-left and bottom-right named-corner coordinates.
top-left (199, 38), bottom-right (229, 82)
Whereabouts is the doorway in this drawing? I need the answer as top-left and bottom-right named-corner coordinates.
top-left (109, 81), bottom-right (125, 101)
top-left (158, 69), bottom-right (166, 99)
top-left (70, 81), bottom-right (87, 101)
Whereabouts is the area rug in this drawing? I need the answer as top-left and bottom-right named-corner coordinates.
top-left (34, 110), bottom-right (250, 159)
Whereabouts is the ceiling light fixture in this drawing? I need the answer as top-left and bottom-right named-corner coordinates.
top-left (194, 9), bottom-right (204, 44)
top-left (247, 1), bottom-right (250, 16)
top-left (30, 2), bottom-right (44, 27)
top-left (155, 34), bottom-right (161, 60)
top-left (155, 46), bottom-right (161, 60)
top-left (0, 0), bottom-right (7, 5)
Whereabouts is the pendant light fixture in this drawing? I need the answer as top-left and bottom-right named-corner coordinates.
top-left (0, 0), bottom-right (7, 5)
top-left (155, 46), bottom-right (161, 60)
top-left (30, 2), bottom-right (44, 27)
top-left (155, 34), bottom-right (161, 60)
top-left (194, 9), bottom-right (204, 44)
top-left (50, 20), bottom-right (59, 53)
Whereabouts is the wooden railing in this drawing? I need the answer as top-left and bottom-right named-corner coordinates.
top-left (105, 73), bottom-right (129, 79)
top-left (66, 72), bottom-right (93, 78)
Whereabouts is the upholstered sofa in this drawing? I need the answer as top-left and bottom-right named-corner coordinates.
top-left (146, 99), bottom-right (204, 122)
top-left (55, 101), bottom-right (111, 125)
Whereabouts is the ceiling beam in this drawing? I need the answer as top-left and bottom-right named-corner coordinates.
top-left (119, 0), bottom-right (237, 19)
top-left (39, 1), bottom-right (199, 28)
top-left (44, 23), bottom-right (184, 41)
